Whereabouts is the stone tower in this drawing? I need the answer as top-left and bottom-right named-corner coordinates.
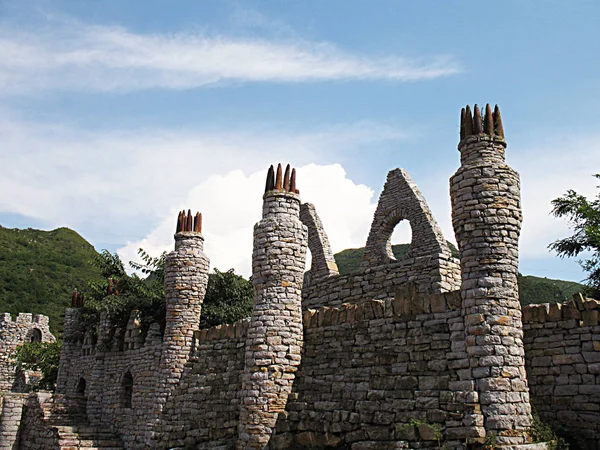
top-left (55, 292), bottom-right (84, 393)
top-left (237, 164), bottom-right (308, 449)
top-left (156, 210), bottom-right (209, 413)
top-left (450, 105), bottom-right (532, 445)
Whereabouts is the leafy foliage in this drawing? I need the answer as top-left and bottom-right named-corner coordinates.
top-left (528, 414), bottom-right (569, 449)
top-left (549, 174), bottom-right (600, 298)
top-left (13, 341), bottom-right (62, 390)
top-left (79, 249), bottom-right (166, 340)
top-left (0, 226), bottom-right (102, 334)
top-left (518, 276), bottom-right (584, 306)
top-left (200, 268), bottom-right (253, 329)
top-left (79, 250), bottom-right (252, 343)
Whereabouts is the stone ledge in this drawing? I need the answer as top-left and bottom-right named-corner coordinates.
top-left (303, 289), bottom-right (462, 329)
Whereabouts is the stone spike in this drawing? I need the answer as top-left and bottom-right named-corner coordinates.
top-left (290, 168), bottom-right (297, 193)
top-left (473, 104), bottom-right (483, 134)
top-left (265, 165), bottom-right (275, 193)
top-left (283, 164), bottom-right (291, 191)
top-left (194, 212), bottom-right (202, 233)
top-left (460, 107), bottom-right (466, 140)
top-left (494, 105), bottom-right (504, 138)
top-left (484, 104), bottom-right (494, 135)
top-left (176, 211), bottom-right (183, 233)
top-left (186, 209), bottom-right (193, 232)
top-left (275, 163), bottom-right (283, 190)
top-left (464, 105), bottom-right (473, 136)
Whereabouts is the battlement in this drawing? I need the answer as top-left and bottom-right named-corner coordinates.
top-left (0, 312), bottom-right (51, 328)
top-left (523, 293), bottom-right (600, 326)
top-left (0, 312), bottom-right (55, 394)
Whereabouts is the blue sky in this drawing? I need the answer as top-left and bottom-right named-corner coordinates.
top-left (0, 0), bottom-right (599, 282)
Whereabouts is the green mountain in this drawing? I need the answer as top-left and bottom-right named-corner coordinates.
top-left (333, 244), bottom-right (585, 306)
top-left (0, 226), bottom-right (101, 334)
top-left (518, 275), bottom-right (584, 306)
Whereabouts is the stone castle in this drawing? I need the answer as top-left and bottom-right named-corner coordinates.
top-left (1, 105), bottom-right (600, 449)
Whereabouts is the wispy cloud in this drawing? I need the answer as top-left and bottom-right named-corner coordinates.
top-left (0, 19), bottom-right (461, 94)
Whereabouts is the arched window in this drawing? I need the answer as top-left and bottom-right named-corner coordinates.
top-left (121, 371), bottom-right (133, 408)
top-left (76, 377), bottom-right (86, 395)
top-left (389, 219), bottom-right (413, 261)
top-left (30, 328), bottom-right (42, 343)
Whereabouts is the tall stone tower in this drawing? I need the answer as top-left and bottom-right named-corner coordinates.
top-left (450, 105), bottom-right (532, 445)
top-left (156, 210), bottom-right (209, 413)
top-left (237, 164), bottom-right (308, 449)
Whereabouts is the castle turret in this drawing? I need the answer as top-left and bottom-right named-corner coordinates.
top-left (55, 291), bottom-right (84, 393)
top-left (451, 105), bottom-right (532, 445)
top-left (237, 164), bottom-right (308, 449)
top-left (156, 210), bottom-right (209, 407)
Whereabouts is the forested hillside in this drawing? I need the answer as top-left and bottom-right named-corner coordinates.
top-left (0, 226), bottom-right (101, 333)
top-left (0, 225), bottom-right (585, 335)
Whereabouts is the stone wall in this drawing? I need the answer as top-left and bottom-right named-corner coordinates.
top-left (302, 169), bottom-right (461, 311)
top-left (158, 320), bottom-right (248, 448)
top-left (0, 393), bottom-right (26, 449)
top-left (523, 295), bottom-right (600, 449)
top-left (0, 313), bottom-right (55, 393)
top-left (272, 291), bottom-right (480, 450)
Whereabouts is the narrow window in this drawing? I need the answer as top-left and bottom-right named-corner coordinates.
top-left (121, 371), bottom-right (133, 408)
top-left (30, 328), bottom-right (42, 343)
top-left (76, 377), bottom-right (86, 395)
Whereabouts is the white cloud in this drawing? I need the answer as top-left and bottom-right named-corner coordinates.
top-left (118, 164), bottom-right (377, 277)
top-left (512, 136), bottom-right (600, 259)
top-left (417, 135), bottom-right (600, 268)
top-left (0, 113), bottom-right (405, 258)
top-left (0, 19), bottom-right (461, 94)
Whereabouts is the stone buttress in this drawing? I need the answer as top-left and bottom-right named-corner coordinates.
top-left (450, 105), bottom-right (532, 445)
top-left (237, 164), bottom-right (308, 449)
top-left (153, 211), bottom-right (209, 435)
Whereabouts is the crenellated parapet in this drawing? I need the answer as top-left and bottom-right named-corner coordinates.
top-left (0, 312), bottom-right (55, 393)
top-left (237, 163), bottom-right (308, 449)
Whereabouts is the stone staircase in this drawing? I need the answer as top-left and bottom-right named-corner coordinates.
top-left (38, 394), bottom-right (124, 450)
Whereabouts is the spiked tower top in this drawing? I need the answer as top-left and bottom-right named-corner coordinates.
top-left (460, 103), bottom-right (504, 141)
top-left (264, 163), bottom-right (299, 195)
top-left (176, 210), bottom-right (202, 233)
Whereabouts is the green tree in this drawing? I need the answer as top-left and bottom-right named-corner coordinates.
top-left (80, 249), bottom-right (166, 337)
top-left (81, 250), bottom-right (253, 338)
top-left (549, 174), bottom-right (600, 298)
top-left (201, 268), bottom-right (253, 328)
top-left (13, 341), bottom-right (62, 390)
